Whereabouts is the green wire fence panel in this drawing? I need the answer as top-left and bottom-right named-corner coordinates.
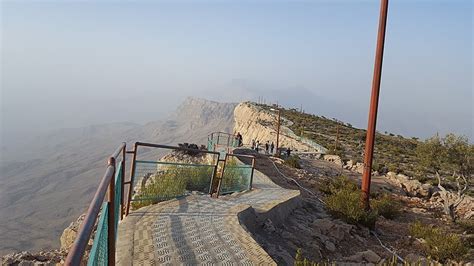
top-left (114, 163), bottom-right (122, 236)
top-left (207, 139), bottom-right (213, 151)
top-left (284, 130), bottom-right (328, 153)
top-left (87, 162), bottom-right (122, 266)
top-left (130, 160), bottom-right (215, 209)
top-left (87, 203), bottom-right (108, 266)
top-left (207, 132), bottom-right (239, 152)
top-left (214, 145), bottom-right (229, 160)
top-left (219, 160), bottom-right (253, 195)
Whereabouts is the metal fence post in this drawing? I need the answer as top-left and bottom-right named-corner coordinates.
top-left (249, 158), bottom-right (255, 190)
top-left (120, 143), bottom-right (126, 220)
top-left (216, 154), bottom-right (228, 198)
top-left (107, 157), bottom-right (116, 266)
top-left (209, 155), bottom-right (219, 195)
top-left (126, 143), bottom-right (138, 216)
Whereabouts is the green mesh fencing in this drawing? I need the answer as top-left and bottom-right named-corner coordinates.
top-left (207, 132), bottom-right (239, 152)
top-left (130, 160), bottom-right (215, 209)
top-left (87, 203), bottom-right (108, 266)
top-left (285, 131), bottom-right (328, 153)
top-left (207, 139), bottom-right (213, 151)
top-left (214, 145), bottom-right (229, 160)
top-left (114, 163), bottom-right (122, 236)
top-left (87, 162), bottom-right (122, 266)
top-left (219, 160), bottom-right (253, 195)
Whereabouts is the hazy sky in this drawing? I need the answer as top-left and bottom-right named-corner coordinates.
top-left (1, 0), bottom-right (472, 146)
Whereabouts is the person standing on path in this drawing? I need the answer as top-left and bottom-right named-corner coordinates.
top-left (251, 139), bottom-right (256, 150)
top-left (255, 140), bottom-right (260, 153)
top-left (270, 142), bottom-right (275, 154)
top-left (265, 141), bottom-right (269, 155)
top-left (236, 132), bottom-right (243, 147)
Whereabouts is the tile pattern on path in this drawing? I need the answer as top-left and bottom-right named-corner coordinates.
top-left (116, 170), bottom-right (300, 265)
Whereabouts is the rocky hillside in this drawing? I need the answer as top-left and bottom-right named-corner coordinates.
top-left (0, 97), bottom-right (236, 256)
top-left (233, 102), bottom-right (326, 153)
top-left (255, 103), bottom-right (472, 183)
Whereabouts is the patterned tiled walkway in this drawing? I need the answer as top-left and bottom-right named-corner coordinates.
top-left (116, 170), bottom-right (300, 265)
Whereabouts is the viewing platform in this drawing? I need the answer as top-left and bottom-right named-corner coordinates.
top-left (116, 170), bottom-right (300, 265)
top-left (65, 133), bottom-right (301, 265)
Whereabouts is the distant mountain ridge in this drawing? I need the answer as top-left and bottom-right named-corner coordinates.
top-left (0, 97), bottom-right (237, 255)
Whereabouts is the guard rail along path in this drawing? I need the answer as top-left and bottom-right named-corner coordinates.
top-left (65, 137), bottom-right (301, 265)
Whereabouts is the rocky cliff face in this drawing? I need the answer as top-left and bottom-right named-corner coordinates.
top-left (233, 102), bottom-right (326, 153)
top-left (0, 97), bottom-right (237, 256)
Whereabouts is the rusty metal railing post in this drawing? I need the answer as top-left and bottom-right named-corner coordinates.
top-left (120, 143), bottom-right (126, 220)
top-left (361, 0), bottom-right (389, 210)
top-left (209, 154), bottom-right (219, 195)
top-left (126, 142), bottom-right (138, 216)
top-left (107, 157), bottom-right (116, 266)
top-left (215, 154), bottom-right (228, 198)
top-left (249, 157), bottom-right (255, 190)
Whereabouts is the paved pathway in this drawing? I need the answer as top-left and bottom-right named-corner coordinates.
top-left (116, 170), bottom-right (300, 265)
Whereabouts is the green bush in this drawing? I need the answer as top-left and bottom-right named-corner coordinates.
top-left (323, 176), bottom-right (399, 227)
top-left (132, 169), bottom-right (187, 209)
top-left (320, 175), bottom-right (358, 195)
top-left (285, 155), bottom-right (302, 169)
top-left (409, 221), bottom-right (467, 262)
top-left (221, 159), bottom-right (250, 193)
top-left (387, 163), bottom-right (399, 173)
top-left (325, 177), bottom-right (377, 228)
top-left (294, 249), bottom-right (318, 266)
top-left (184, 166), bottom-right (214, 191)
top-left (456, 219), bottom-right (474, 234)
top-left (371, 194), bottom-right (400, 219)
top-left (132, 165), bottom-right (214, 209)
top-left (294, 249), bottom-right (401, 265)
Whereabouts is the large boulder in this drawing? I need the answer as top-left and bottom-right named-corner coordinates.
top-left (310, 218), bottom-right (355, 249)
top-left (385, 172), bottom-right (432, 198)
top-left (430, 193), bottom-right (474, 219)
top-left (160, 148), bottom-right (215, 165)
top-left (352, 162), bottom-right (364, 174)
top-left (2, 250), bottom-right (67, 266)
top-left (343, 160), bottom-right (364, 174)
top-left (323, 155), bottom-right (343, 167)
top-left (60, 213), bottom-right (86, 250)
top-left (343, 250), bottom-right (381, 263)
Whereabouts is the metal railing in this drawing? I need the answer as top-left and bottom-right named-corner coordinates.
top-left (125, 142), bottom-right (221, 213)
top-left (217, 153), bottom-right (255, 196)
top-left (65, 143), bottom-right (126, 266)
top-left (208, 132), bottom-right (239, 148)
top-left (65, 140), bottom-right (255, 265)
top-left (208, 132), bottom-right (241, 159)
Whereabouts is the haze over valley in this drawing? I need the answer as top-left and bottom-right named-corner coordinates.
top-left (0, 98), bottom-right (235, 255)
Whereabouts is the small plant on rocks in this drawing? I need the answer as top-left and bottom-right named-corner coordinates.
top-left (323, 176), bottom-right (400, 228)
top-left (409, 221), bottom-right (467, 262)
top-left (324, 176), bottom-right (377, 228)
top-left (285, 155), bottom-right (302, 169)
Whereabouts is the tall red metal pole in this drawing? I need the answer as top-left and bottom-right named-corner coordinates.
top-left (361, 0), bottom-right (389, 210)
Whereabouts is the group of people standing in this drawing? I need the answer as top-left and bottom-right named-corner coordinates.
top-left (251, 139), bottom-right (275, 155)
top-left (233, 133), bottom-right (292, 157)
